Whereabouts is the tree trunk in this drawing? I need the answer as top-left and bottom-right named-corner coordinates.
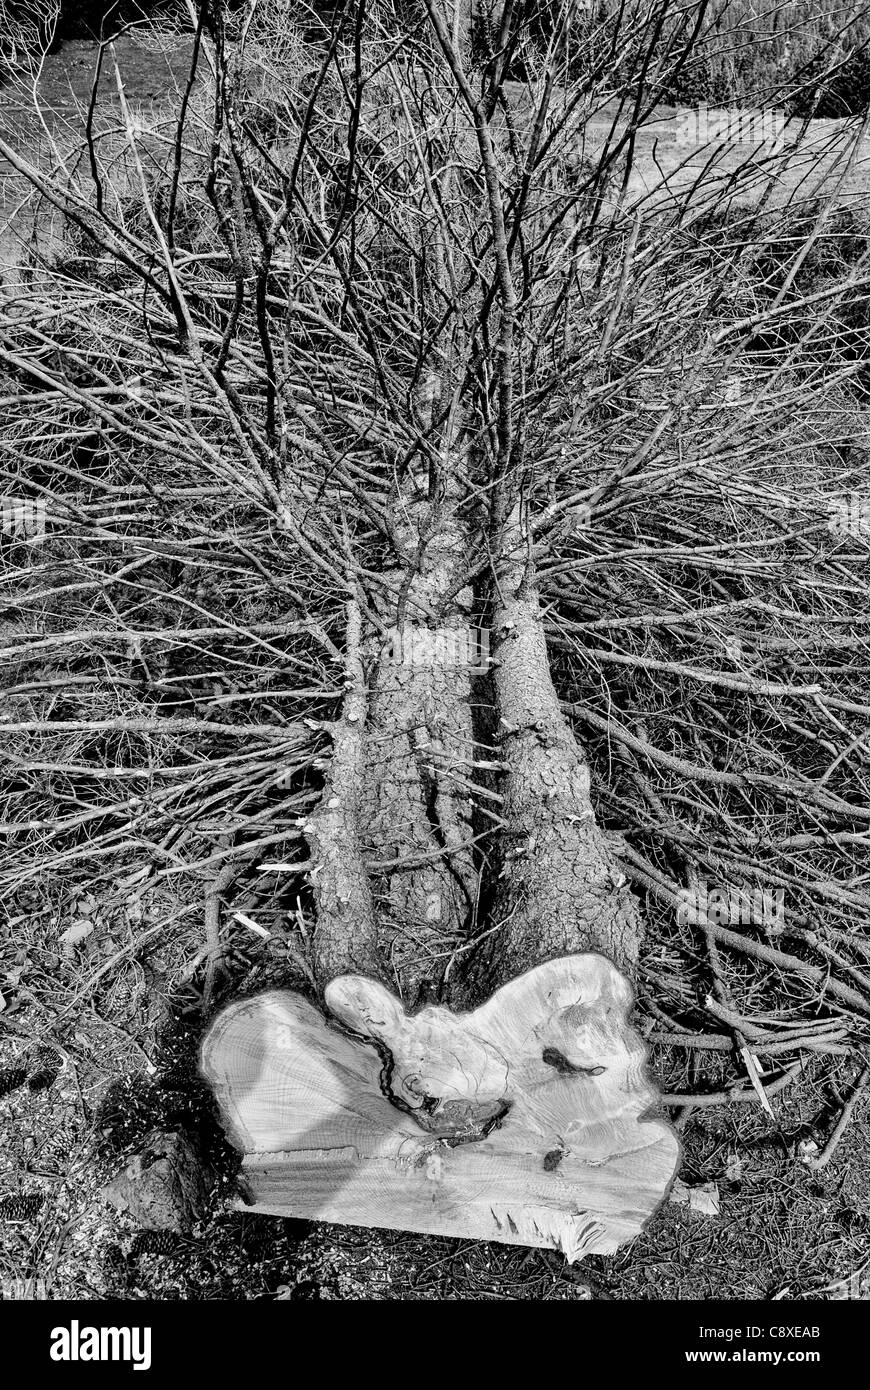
top-left (463, 527), bottom-right (643, 1001)
top-left (203, 506), bottom-right (678, 1260)
top-left (202, 4), bottom-right (678, 1261)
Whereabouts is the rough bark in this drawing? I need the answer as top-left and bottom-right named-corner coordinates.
top-left (356, 491), bottom-right (480, 1000)
top-left (305, 592), bottom-right (385, 986)
top-left (464, 565), bottom-right (643, 999)
top-left (305, 493), bottom-right (642, 1002)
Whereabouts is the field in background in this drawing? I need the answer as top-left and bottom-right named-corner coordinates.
top-left (4, 29), bottom-right (870, 278)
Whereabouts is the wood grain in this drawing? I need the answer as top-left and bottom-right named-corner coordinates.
top-left (202, 955), bottom-right (679, 1261)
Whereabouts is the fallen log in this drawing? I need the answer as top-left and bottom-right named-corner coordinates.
top-left (202, 521), bottom-right (679, 1261)
top-left (202, 17), bottom-right (679, 1257)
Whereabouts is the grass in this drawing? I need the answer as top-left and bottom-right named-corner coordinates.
top-left (561, 1), bottom-right (870, 114)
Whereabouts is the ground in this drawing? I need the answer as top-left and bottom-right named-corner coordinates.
top-left (2, 888), bottom-right (868, 1300)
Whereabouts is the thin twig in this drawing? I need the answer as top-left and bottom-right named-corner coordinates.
top-left (806, 1064), bottom-right (870, 1170)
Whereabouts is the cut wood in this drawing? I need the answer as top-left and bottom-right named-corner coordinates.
top-left (202, 956), bottom-right (679, 1261)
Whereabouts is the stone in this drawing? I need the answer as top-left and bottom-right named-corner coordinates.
top-left (102, 1130), bottom-right (211, 1233)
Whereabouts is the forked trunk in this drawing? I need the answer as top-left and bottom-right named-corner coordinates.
top-left (203, 6), bottom-right (677, 1260)
top-left (203, 509), bottom-right (678, 1261)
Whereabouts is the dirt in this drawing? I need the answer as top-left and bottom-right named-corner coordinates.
top-left (1, 33), bottom-right (196, 112)
top-left (2, 897), bottom-right (868, 1301)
